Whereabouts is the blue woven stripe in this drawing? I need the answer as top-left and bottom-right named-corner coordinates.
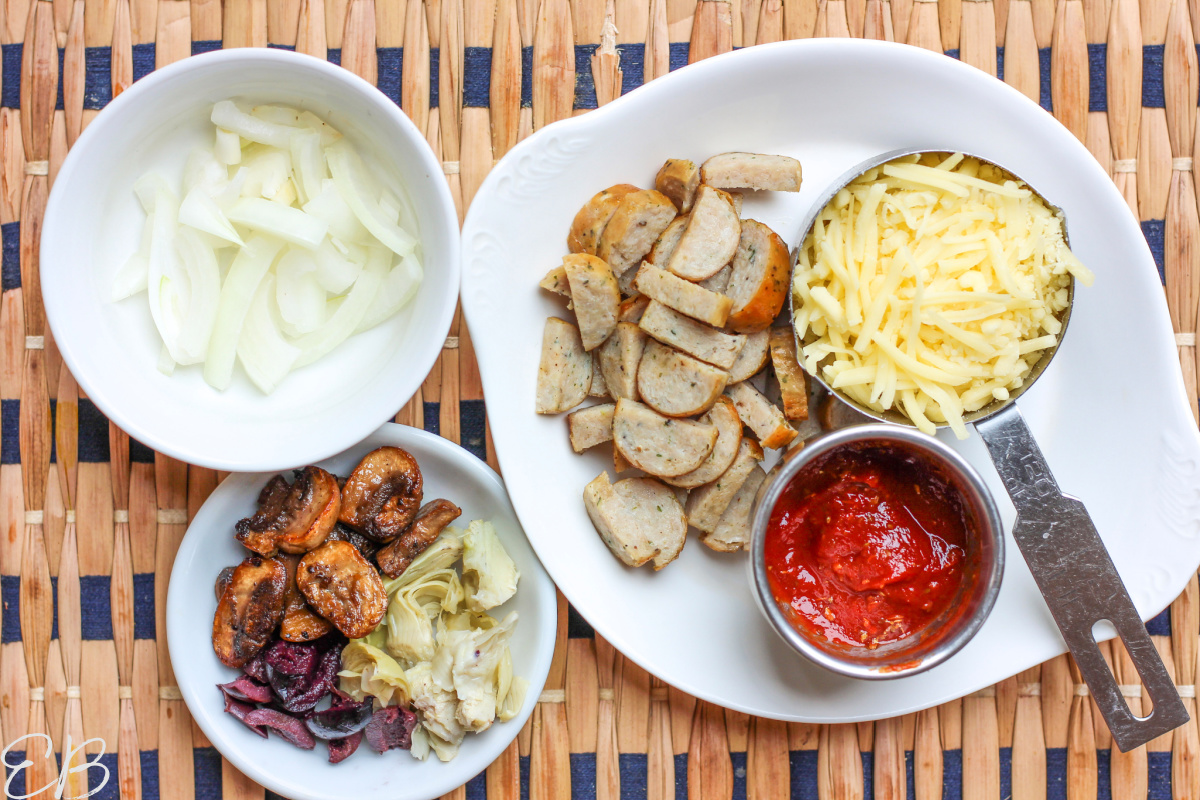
top-left (85, 47), bottom-right (113, 109)
top-left (568, 604), bottom-right (595, 638)
top-left (80, 574), bottom-right (113, 640)
top-left (943, 748), bottom-right (962, 799)
top-left (465, 769), bottom-right (486, 800)
top-left (521, 45), bottom-right (533, 108)
top-left (91, 752), bottom-right (118, 800)
top-left (139, 750), bottom-right (159, 800)
top-left (192, 40), bottom-right (222, 56)
top-left (51, 574), bottom-right (59, 640)
top-left (997, 45), bottom-right (1005, 82)
top-left (132, 43), bottom-right (155, 82)
top-left (0, 44), bottom-right (20, 111)
top-left (2, 398), bottom-right (18, 464)
top-left (1149, 750), bottom-right (1172, 798)
top-left (1039, 47), bottom-right (1053, 112)
top-left (49, 397), bottom-right (57, 464)
top-left (575, 43), bottom-right (599, 110)
top-left (423, 400), bottom-right (440, 437)
top-left (2, 751), bottom-right (26, 798)
top-left (617, 43), bottom-right (645, 96)
top-left (1000, 746), bottom-right (1012, 800)
top-left (859, 750), bottom-right (872, 799)
top-left (570, 752), bottom-right (596, 799)
top-left (3, 221), bottom-right (19, 290)
top-left (133, 572), bottom-right (156, 639)
top-left (1141, 219), bottom-right (1166, 283)
top-left (1147, 606), bottom-right (1171, 635)
top-left (464, 46), bottom-right (491, 108)
top-left (130, 435), bottom-right (156, 463)
top-left (1047, 746), bottom-right (1067, 800)
top-left (267, 43), bottom-right (295, 51)
top-left (377, 46), bottom-right (402, 105)
top-left (1097, 748), bottom-right (1112, 799)
top-left (669, 42), bottom-right (689, 71)
top-left (945, 48), bottom-right (960, 60)
top-left (193, 747), bottom-right (221, 800)
top-left (731, 750), bottom-right (747, 799)
top-left (462, 399), bottom-right (487, 462)
top-left (618, 752), bottom-right (647, 799)
top-left (674, 753), bottom-right (687, 800)
top-left (56, 47), bottom-right (64, 111)
top-left (327, 47), bottom-right (342, 66)
top-left (906, 749), bottom-right (916, 800)
top-left (790, 749), bottom-right (818, 798)
top-left (79, 398), bottom-right (112, 462)
top-left (520, 754), bottom-right (531, 800)
top-left (430, 47), bottom-right (440, 109)
top-left (1144, 44), bottom-right (1165, 108)
top-left (1, 575), bottom-right (18, 642)
top-left (1089, 43), bottom-right (1107, 112)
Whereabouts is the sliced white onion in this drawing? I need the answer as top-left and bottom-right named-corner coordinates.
top-left (226, 198), bottom-right (327, 250)
top-left (292, 247), bottom-right (388, 367)
top-left (240, 147), bottom-right (292, 200)
top-left (288, 130), bottom-right (325, 206)
top-left (299, 110), bottom-right (342, 146)
top-left (313, 238), bottom-right (362, 294)
top-left (211, 100), bottom-right (292, 149)
top-left (113, 217), bottom-right (154, 301)
top-left (326, 141), bottom-right (417, 257)
top-left (203, 235), bottom-right (285, 391)
top-left (142, 177), bottom-right (191, 363)
top-left (237, 273), bottom-right (301, 394)
top-left (252, 105), bottom-right (304, 127)
top-left (212, 168), bottom-right (247, 213)
top-left (356, 252), bottom-right (422, 333)
top-left (303, 179), bottom-right (371, 244)
top-left (175, 228), bottom-right (222, 362)
top-left (180, 186), bottom-right (244, 246)
top-left (183, 148), bottom-right (227, 194)
top-left (157, 342), bottom-right (177, 376)
top-left (214, 128), bottom-right (242, 165)
top-left (275, 249), bottom-right (327, 335)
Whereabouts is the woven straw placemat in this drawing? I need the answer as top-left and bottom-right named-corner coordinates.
top-left (0, 0), bottom-right (1196, 797)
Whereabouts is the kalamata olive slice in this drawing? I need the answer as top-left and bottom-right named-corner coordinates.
top-left (338, 447), bottom-right (423, 542)
top-left (212, 556), bottom-right (288, 669)
top-left (222, 694), bottom-right (268, 738)
top-left (217, 675), bottom-right (273, 704)
top-left (306, 698), bottom-right (374, 740)
top-left (328, 731), bottom-right (363, 764)
top-left (297, 541), bottom-right (387, 639)
top-left (364, 706), bottom-right (418, 753)
top-left (243, 708), bottom-right (316, 750)
top-left (376, 499), bottom-right (462, 578)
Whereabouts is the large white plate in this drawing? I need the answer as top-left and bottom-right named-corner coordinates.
top-left (166, 424), bottom-right (558, 800)
top-left (460, 39), bottom-right (1200, 722)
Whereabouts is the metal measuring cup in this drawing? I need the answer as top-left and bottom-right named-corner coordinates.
top-left (786, 148), bottom-right (1188, 752)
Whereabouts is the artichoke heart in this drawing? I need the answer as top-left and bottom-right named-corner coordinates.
top-left (462, 520), bottom-right (520, 612)
top-left (338, 640), bottom-right (412, 707)
top-left (385, 567), bottom-right (465, 664)
top-left (384, 531), bottom-right (464, 595)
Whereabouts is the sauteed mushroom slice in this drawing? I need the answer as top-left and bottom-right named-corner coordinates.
top-left (212, 556), bottom-right (288, 669)
top-left (338, 447), bottom-right (424, 542)
top-left (297, 541), bottom-right (387, 639)
top-left (235, 475), bottom-right (290, 556)
top-left (326, 522), bottom-right (381, 560)
top-left (235, 467), bottom-right (341, 556)
top-left (375, 499), bottom-right (463, 578)
top-left (214, 566), bottom-right (236, 601)
top-left (278, 554), bottom-right (334, 643)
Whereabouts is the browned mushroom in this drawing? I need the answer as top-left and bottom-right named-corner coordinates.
top-left (338, 447), bottom-right (423, 542)
top-left (297, 540), bottom-right (387, 639)
top-left (212, 556), bottom-right (288, 668)
top-left (326, 522), bottom-right (381, 560)
top-left (375, 499), bottom-right (463, 578)
top-left (278, 554), bottom-right (334, 643)
top-left (235, 467), bottom-right (341, 556)
top-left (214, 566), bottom-right (236, 602)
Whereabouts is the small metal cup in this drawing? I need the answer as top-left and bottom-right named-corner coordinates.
top-left (748, 424), bottom-right (1005, 679)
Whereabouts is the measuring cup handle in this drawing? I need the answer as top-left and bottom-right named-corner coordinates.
top-left (975, 404), bottom-right (1188, 752)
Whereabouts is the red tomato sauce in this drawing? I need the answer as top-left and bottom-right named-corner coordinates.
top-left (765, 444), bottom-right (973, 650)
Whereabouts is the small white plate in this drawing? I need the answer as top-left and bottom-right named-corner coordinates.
top-left (166, 424), bottom-right (557, 800)
top-left (461, 39), bottom-right (1200, 722)
top-left (43, 50), bottom-right (460, 472)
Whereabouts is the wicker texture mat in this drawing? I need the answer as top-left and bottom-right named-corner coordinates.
top-left (0, 0), bottom-right (1196, 797)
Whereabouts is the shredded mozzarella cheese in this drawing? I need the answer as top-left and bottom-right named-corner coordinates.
top-left (793, 153), bottom-right (1094, 438)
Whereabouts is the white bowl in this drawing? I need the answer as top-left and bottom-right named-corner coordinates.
top-left (42, 49), bottom-right (460, 471)
top-left (166, 423), bottom-right (557, 800)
